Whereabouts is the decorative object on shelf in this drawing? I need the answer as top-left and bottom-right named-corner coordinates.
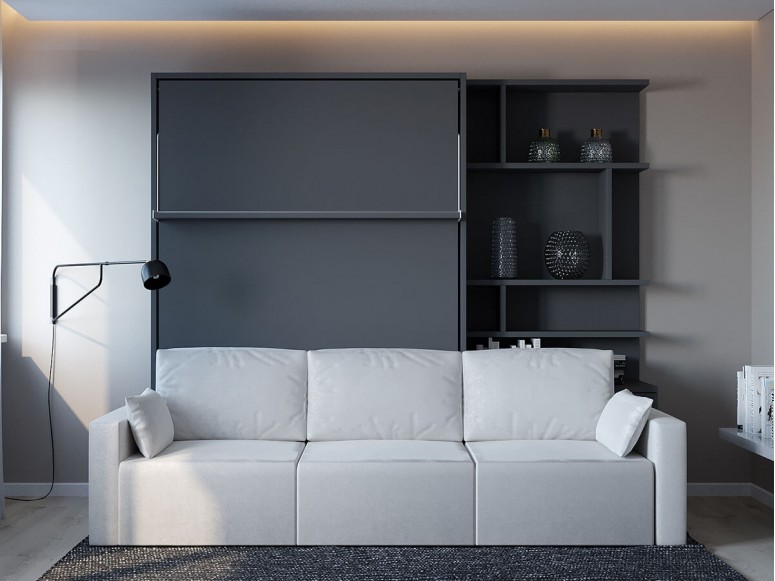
top-left (614, 354), bottom-right (626, 385)
top-left (544, 230), bottom-right (590, 279)
top-left (528, 128), bottom-right (561, 163)
top-left (735, 365), bottom-right (774, 438)
top-left (490, 217), bottom-right (518, 279)
top-left (580, 128), bottom-right (613, 163)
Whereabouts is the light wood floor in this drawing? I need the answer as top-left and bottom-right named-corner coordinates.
top-left (0, 496), bottom-right (772, 581)
top-left (0, 496), bottom-right (88, 581)
top-left (687, 496), bottom-right (773, 581)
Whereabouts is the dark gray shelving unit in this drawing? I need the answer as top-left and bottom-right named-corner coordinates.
top-left (465, 79), bottom-right (655, 400)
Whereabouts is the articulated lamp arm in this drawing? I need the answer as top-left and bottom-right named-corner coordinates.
top-left (50, 260), bottom-right (171, 324)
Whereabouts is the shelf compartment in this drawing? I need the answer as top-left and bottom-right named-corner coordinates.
top-left (468, 279), bottom-right (649, 286)
top-left (154, 211), bottom-right (462, 221)
top-left (466, 171), bottom-right (607, 280)
top-left (504, 90), bottom-right (642, 164)
top-left (464, 335), bottom-right (646, 383)
top-left (467, 268), bottom-right (642, 335)
top-left (467, 84), bottom-right (501, 163)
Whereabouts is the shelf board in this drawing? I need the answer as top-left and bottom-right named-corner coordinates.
top-left (467, 279), bottom-right (649, 287)
top-left (467, 330), bottom-right (649, 338)
top-left (467, 162), bottom-right (648, 173)
top-left (617, 379), bottom-right (658, 393)
top-left (468, 80), bottom-right (649, 92)
top-left (153, 210), bottom-right (462, 220)
top-left (719, 428), bottom-right (774, 461)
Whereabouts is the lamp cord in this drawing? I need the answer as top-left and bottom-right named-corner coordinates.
top-left (6, 324), bottom-right (56, 502)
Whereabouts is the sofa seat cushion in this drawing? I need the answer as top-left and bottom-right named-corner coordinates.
top-left (463, 348), bottom-right (614, 441)
top-left (307, 348), bottom-right (463, 441)
top-left (467, 439), bottom-right (638, 462)
top-left (466, 440), bottom-right (654, 545)
top-left (119, 440), bottom-right (304, 545)
top-left (300, 439), bottom-right (472, 463)
top-left (155, 347), bottom-right (307, 441)
top-left (297, 440), bottom-right (474, 545)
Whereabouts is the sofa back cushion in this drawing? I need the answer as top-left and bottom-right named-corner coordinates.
top-left (155, 347), bottom-right (307, 441)
top-left (463, 348), bottom-right (613, 441)
top-left (307, 348), bottom-right (463, 441)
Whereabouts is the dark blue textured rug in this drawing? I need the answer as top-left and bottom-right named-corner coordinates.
top-left (39, 536), bottom-right (745, 580)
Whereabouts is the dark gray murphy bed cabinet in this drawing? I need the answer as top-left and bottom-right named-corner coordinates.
top-left (152, 74), bottom-right (465, 354)
top-left (465, 80), bottom-right (657, 404)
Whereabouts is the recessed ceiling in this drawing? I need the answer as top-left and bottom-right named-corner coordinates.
top-left (4, 0), bottom-right (774, 22)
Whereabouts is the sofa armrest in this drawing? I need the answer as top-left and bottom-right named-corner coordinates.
top-left (634, 408), bottom-right (687, 545)
top-left (89, 406), bottom-right (138, 545)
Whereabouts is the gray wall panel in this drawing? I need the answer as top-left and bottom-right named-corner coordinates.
top-left (157, 79), bottom-right (459, 212)
top-left (158, 220), bottom-right (459, 350)
top-left (154, 76), bottom-right (462, 354)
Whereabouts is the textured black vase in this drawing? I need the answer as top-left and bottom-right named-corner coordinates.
top-left (580, 128), bottom-right (613, 163)
top-left (528, 128), bottom-right (561, 163)
top-left (544, 230), bottom-right (590, 279)
top-left (491, 217), bottom-right (518, 279)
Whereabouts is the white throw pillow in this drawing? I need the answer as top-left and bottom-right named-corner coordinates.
top-left (595, 389), bottom-right (653, 457)
top-left (125, 388), bottom-right (174, 458)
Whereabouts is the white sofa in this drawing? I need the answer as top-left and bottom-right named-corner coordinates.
top-left (89, 347), bottom-right (687, 546)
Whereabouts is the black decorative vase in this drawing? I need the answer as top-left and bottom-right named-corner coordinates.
top-left (491, 217), bottom-right (518, 279)
top-left (528, 128), bottom-right (561, 163)
top-left (580, 128), bottom-right (613, 163)
top-left (544, 230), bottom-right (590, 279)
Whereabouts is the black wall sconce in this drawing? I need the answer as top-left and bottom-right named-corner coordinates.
top-left (50, 259), bottom-right (171, 324)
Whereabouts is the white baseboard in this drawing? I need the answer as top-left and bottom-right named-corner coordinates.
top-left (750, 483), bottom-right (774, 508)
top-left (3, 482), bottom-right (88, 497)
top-left (688, 482), bottom-right (774, 508)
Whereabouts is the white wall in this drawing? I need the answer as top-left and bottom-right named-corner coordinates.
top-left (750, 10), bottom-right (774, 492)
top-left (751, 11), bottom-right (773, 365)
top-left (1, 10), bottom-right (761, 486)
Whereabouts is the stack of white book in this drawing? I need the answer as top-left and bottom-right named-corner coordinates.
top-left (613, 354), bottom-right (626, 385)
top-left (736, 365), bottom-right (774, 443)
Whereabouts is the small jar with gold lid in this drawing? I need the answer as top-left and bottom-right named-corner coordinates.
top-left (580, 128), bottom-right (613, 163)
top-left (528, 128), bottom-right (561, 163)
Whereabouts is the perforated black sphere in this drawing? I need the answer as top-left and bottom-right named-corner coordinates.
top-left (544, 231), bottom-right (590, 280)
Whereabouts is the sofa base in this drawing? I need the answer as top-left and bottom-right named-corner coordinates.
top-left (117, 440), bottom-right (304, 545)
top-left (467, 440), bottom-right (655, 545)
top-left (297, 440), bottom-right (474, 545)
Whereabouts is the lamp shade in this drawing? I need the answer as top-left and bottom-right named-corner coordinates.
top-left (141, 260), bottom-right (172, 290)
